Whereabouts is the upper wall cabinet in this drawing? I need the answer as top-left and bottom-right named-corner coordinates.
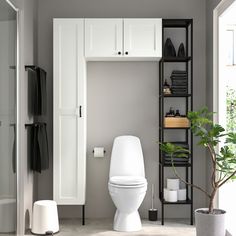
top-left (85, 19), bottom-right (123, 58)
top-left (85, 18), bottom-right (162, 60)
top-left (124, 19), bottom-right (162, 58)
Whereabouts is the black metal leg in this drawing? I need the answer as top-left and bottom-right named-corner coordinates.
top-left (191, 197), bottom-right (193, 225)
top-left (82, 205), bottom-right (85, 225)
top-left (161, 203), bottom-right (164, 225)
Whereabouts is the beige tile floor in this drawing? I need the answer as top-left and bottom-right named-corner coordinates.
top-left (57, 219), bottom-right (196, 236)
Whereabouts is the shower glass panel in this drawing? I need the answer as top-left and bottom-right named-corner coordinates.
top-left (0, 1), bottom-right (17, 235)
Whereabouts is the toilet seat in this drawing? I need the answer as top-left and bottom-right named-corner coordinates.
top-left (109, 176), bottom-right (147, 188)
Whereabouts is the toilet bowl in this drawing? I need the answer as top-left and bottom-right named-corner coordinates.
top-left (108, 136), bottom-right (147, 232)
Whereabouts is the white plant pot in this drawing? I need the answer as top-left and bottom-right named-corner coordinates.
top-left (195, 208), bottom-right (226, 236)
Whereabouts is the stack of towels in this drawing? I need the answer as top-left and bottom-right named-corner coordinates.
top-left (163, 142), bottom-right (189, 164)
top-left (170, 70), bottom-right (188, 95)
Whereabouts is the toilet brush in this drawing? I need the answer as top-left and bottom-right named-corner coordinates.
top-left (148, 184), bottom-right (158, 221)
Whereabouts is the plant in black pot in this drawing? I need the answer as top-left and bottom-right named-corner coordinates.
top-left (159, 107), bottom-right (236, 236)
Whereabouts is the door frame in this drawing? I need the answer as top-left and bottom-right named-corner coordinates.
top-left (213, 0), bottom-right (235, 124)
top-left (4, 1), bottom-right (21, 235)
top-left (213, 2), bottom-right (236, 235)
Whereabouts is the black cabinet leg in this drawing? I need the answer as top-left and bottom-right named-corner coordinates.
top-left (191, 203), bottom-right (193, 225)
top-left (161, 203), bottom-right (164, 225)
top-left (82, 205), bottom-right (85, 225)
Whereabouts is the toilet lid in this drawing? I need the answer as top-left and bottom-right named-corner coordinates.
top-left (109, 176), bottom-right (147, 186)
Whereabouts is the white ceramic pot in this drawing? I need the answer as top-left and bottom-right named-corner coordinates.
top-left (195, 208), bottom-right (226, 236)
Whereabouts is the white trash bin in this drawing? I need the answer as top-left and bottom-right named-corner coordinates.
top-left (32, 200), bottom-right (59, 235)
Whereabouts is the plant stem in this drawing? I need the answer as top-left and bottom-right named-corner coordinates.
top-left (207, 144), bottom-right (217, 188)
top-left (209, 188), bottom-right (217, 214)
top-left (218, 170), bottom-right (236, 187)
top-left (171, 155), bottom-right (211, 198)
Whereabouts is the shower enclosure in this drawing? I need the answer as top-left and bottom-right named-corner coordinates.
top-left (0, 0), bottom-right (18, 234)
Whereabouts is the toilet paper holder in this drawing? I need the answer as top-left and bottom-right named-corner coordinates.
top-left (92, 147), bottom-right (106, 158)
top-left (92, 149), bottom-right (106, 153)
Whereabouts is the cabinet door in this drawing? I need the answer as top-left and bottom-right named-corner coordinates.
top-left (85, 19), bottom-right (123, 58)
top-left (124, 19), bottom-right (162, 58)
top-left (53, 19), bottom-right (86, 205)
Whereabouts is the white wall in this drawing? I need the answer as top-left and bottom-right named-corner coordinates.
top-left (37, 0), bottom-right (207, 219)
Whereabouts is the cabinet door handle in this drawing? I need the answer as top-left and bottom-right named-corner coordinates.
top-left (118, 51), bottom-right (121, 55)
top-left (79, 106), bottom-right (82, 117)
top-left (125, 51), bottom-right (128, 55)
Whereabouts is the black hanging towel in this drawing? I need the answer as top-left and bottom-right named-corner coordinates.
top-left (28, 123), bottom-right (49, 173)
top-left (37, 123), bottom-right (49, 170)
top-left (37, 68), bottom-right (47, 115)
top-left (26, 66), bottom-right (47, 116)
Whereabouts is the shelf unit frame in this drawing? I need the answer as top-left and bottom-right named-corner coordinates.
top-left (158, 19), bottom-right (193, 225)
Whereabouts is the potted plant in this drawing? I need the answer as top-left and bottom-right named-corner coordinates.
top-left (160, 107), bottom-right (236, 236)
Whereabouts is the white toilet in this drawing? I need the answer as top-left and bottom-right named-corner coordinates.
top-left (108, 135), bottom-right (147, 232)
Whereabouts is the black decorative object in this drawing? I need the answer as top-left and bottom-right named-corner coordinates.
top-left (159, 19), bottom-right (193, 225)
top-left (177, 43), bottom-right (186, 57)
top-left (163, 79), bottom-right (171, 95)
top-left (164, 38), bottom-right (176, 57)
top-left (175, 109), bottom-right (181, 117)
top-left (166, 107), bottom-right (175, 117)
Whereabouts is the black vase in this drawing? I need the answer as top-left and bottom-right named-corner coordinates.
top-left (164, 38), bottom-right (176, 57)
top-left (177, 43), bottom-right (186, 57)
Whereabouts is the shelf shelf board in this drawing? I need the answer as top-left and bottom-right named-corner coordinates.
top-left (161, 141), bottom-right (189, 145)
top-left (161, 57), bottom-right (191, 62)
top-left (160, 94), bottom-right (192, 98)
top-left (163, 19), bottom-right (192, 28)
top-left (161, 198), bottom-right (192, 205)
top-left (160, 127), bottom-right (190, 130)
top-left (159, 162), bottom-right (191, 167)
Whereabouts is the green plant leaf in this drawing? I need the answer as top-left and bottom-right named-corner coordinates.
top-left (226, 132), bottom-right (236, 144)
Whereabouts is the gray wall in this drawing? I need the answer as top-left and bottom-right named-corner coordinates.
top-left (37, 0), bottom-right (207, 219)
top-left (11, 0), bottom-right (38, 233)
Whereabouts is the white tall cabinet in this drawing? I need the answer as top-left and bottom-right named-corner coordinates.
top-left (53, 19), bottom-right (86, 205)
top-left (53, 17), bottom-right (162, 207)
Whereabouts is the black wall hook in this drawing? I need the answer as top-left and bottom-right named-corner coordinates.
top-left (25, 65), bottom-right (37, 71)
top-left (25, 122), bottom-right (47, 128)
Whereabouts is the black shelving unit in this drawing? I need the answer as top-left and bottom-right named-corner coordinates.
top-left (159, 19), bottom-right (193, 225)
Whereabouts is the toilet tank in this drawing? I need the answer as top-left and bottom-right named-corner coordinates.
top-left (109, 136), bottom-right (145, 178)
